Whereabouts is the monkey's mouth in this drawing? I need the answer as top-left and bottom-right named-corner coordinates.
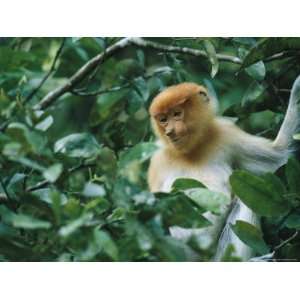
top-left (169, 136), bottom-right (184, 145)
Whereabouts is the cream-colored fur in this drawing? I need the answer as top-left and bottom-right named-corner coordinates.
top-left (148, 75), bottom-right (300, 261)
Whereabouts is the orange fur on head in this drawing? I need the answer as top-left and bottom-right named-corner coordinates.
top-left (149, 82), bottom-right (218, 157)
top-left (149, 83), bottom-right (207, 117)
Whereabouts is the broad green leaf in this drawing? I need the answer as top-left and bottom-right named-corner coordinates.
top-left (232, 37), bottom-right (256, 46)
top-left (230, 171), bottom-right (289, 217)
top-left (136, 49), bottom-right (145, 67)
top-left (286, 157), bottom-right (300, 195)
top-left (172, 178), bottom-right (206, 191)
top-left (12, 157), bottom-right (45, 172)
top-left (238, 48), bottom-right (265, 81)
top-left (262, 173), bottom-right (286, 197)
top-left (84, 197), bottom-right (110, 214)
top-left (0, 205), bottom-right (51, 230)
top-left (6, 122), bottom-right (47, 154)
top-left (82, 182), bottom-right (106, 197)
top-left (184, 188), bottom-right (230, 214)
top-left (89, 89), bottom-right (128, 126)
top-left (96, 147), bottom-right (117, 177)
top-left (59, 213), bottom-right (93, 237)
top-left (107, 207), bottom-right (126, 222)
top-left (33, 188), bottom-right (68, 205)
top-left (115, 58), bottom-right (144, 80)
top-left (203, 40), bottom-right (219, 78)
top-left (241, 81), bottom-right (265, 106)
top-left (286, 212), bottom-right (300, 229)
top-left (93, 229), bottom-right (119, 261)
top-left (35, 115), bottom-right (54, 131)
top-left (242, 38), bottom-right (300, 68)
top-left (119, 142), bottom-right (158, 169)
top-left (231, 220), bottom-right (269, 255)
top-left (293, 133), bottom-right (300, 140)
top-left (43, 163), bottom-right (63, 182)
top-left (54, 133), bottom-right (101, 158)
top-left (72, 37), bottom-right (83, 43)
top-left (156, 193), bottom-right (211, 228)
top-left (133, 77), bottom-right (149, 101)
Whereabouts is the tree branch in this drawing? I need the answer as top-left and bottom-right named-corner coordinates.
top-left (34, 37), bottom-right (133, 110)
top-left (34, 37), bottom-right (242, 110)
top-left (129, 37), bottom-right (242, 65)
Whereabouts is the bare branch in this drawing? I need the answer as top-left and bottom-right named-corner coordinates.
top-left (129, 37), bottom-right (242, 65)
top-left (34, 37), bottom-right (133, 110)
top-left (274, 231), bottom-right (298, 251)
top-left (34, 37), bottom-right (242, 111)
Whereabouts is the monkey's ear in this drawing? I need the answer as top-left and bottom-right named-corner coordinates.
top-left (199, 91), bottom-right (209, 102)
top-left (177, 97), bottom-right (188, 105)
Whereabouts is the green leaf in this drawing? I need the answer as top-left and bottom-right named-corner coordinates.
top-left (59, 213), bottom-right (93, 237)
top-left (82, 182), bottom-right (106, 197)
top-left (119, 142), bottom-right (158, 169)
top-left (242, 38), bottom-right (300, 68)
top-left (54, 133), bottom-right (101, 158)
top-left (156, 193), bottom-right (211, 228)
top-left (203, 40), bottom-right (219, 78)
top-left (6, 122), bottom-right (47, 154)
top-left (133, 77), bottom-right (149, 101)
top-left (238, 48), bottom-right (265, 81)
top-left (286, 212), bottom-right (300, 229)
top-left (43, 163), bottom-right (63, 182)
top-left (0, 205), bottom-right (51, 230)
top-left (230, 171), bottom-right (289, 217)
top-left (231, 220), bottom-right (269, 255)
top-left (262, 173), bottom-right (286, 197)
top-left (93, 229), bottom-right (119, 261)
top-left (183, 188), bottom-right (230, 214)
top-left (293, 133), bottom-right (300, 140)
top-left (241, 81), bottom-right (265, 106)
top-left (35, 115), bottom-right (54, 131)
top-left (286, 157), bottom-right (300, 195)
top-left (172, 178), bottom-right (206, 191)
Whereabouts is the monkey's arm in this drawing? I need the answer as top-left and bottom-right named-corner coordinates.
top-left (231, 75), bottom-right (300, 173)
top-left (215, 76), bottom-right (300, 261)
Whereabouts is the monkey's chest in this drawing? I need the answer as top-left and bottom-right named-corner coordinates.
top-left (161, 158), bottom-right (232, 196)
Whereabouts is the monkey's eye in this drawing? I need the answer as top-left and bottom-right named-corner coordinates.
top-left (173, 111), bottom-right (183, 118)
top-left (158, 116), bottom-right (168, 124)
top-left (199, 91), bottom-right (209, 101)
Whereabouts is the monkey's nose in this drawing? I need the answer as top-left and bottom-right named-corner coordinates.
top-left (166, 130), bottom-right (174, 137)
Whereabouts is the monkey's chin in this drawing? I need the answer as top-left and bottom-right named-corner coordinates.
top-left (169, 136), bottom-right (186, 149)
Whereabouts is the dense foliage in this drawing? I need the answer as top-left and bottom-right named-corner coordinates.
top-left (0, 37), bottom-right (300, 261)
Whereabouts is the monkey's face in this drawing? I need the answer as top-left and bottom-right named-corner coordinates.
top-left (150, 83), bottom-right (214, 153)
top-left (155, 104), bottom-right (188, 149)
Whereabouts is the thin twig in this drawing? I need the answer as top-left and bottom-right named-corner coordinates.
top-left (71, 68), bottom-right (175, 97)
top-left (26, 162), bottom-right (96, 193)
top-left (71, 83), bottom-right (130, 97)
top-left (264, 51), bottom-right (300, 63)
top-left (25, 38), bottom-right (66, 104)
top-left (274, 231), bottom-right (298, 251)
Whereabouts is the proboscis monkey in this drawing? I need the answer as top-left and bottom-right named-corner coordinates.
top-left (148, 76), bottom-right (300, 261)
